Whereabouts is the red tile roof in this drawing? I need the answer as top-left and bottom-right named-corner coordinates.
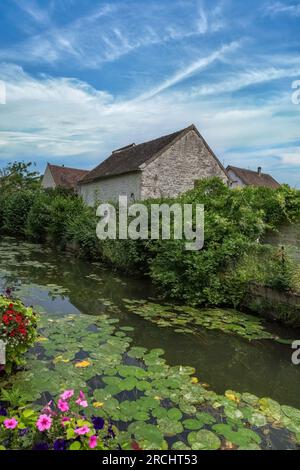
top-left (47, 164), bottom-right (89, 189)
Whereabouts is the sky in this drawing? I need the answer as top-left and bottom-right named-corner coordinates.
top-left (0, 0), bottom-right (299, 186)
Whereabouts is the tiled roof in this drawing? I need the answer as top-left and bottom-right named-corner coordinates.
top-left (47, 164), bottom-right (89, 189)
top-left (227, 166), bottom-right (280, 189)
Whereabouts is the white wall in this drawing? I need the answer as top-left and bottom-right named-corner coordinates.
top-left (79, 172), bottom-right (142, 206)
top-left (41, 166), bottom-right (56, 189)
top-left (227, 170), bottom-right (245, 188)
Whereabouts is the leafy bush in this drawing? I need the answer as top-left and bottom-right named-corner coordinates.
top-left (1, 191), bottom-right (35, 235)
top-left (0, 296), bottom-right (38, 374)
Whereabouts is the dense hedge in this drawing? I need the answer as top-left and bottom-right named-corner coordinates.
top-left (0, 178), bottom-right (299, 308)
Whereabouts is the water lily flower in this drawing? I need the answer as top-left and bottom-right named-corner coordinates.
top-left (36, 414), bottom-right (52, 432)
top-left (4, 418), bottom-right (18, 430)
top-left (58, 399), bottom-right (69, 412)
top-left (89, 436), bottom-right (98, 449)
top-left (60, 390), bottom-right (74, 401)
top-left (75, 425), bottom-right (90, 435)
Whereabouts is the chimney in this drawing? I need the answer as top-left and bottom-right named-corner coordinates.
top-left (257, 167), bottom-right (262, 176)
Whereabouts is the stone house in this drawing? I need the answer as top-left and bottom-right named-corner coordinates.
top-left (227, 166), bottom-right (280, 189)
top-left (42, 163), bottom-right (89, 191)
top-left (78, 124), bottom-right (228, 205)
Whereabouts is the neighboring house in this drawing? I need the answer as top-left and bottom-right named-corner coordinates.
top-left (227, 166), bottom-right (281, 189)
top-left (78, 124), bottom-right (229, 205)
top-left (42, 163), bottom-right (89, 191)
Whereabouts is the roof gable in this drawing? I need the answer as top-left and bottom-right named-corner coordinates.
top-left (80, 124), bottom-right (227, 184)
top-left (227, 166), bottom-right (280, 189)
top-left (47, 164), bottom-right (89, 189)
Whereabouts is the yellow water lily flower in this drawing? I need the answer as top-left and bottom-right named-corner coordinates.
top-left (53, 355), bottom-right (70, 364)
top-left (191, 377), bottom-right (199, 384)
top-left (93, 402), bottom-right (104, 408)
top-left (225, 391), bottom-right (240, 403)
top-left (36, 337), bottom-right (48, 342)
top-left (75, 360), bottom-right (91, 368)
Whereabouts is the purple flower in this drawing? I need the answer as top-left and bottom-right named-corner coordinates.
top-left (92, 416), bottom-right (105, 431)
top-left (19, 428), bottom-right (29, 437)
top-left (0, 406), bottom-right (7, 417)
top-left (53, 439), bottom-right (67, 451)
top-left (33, 442), bottom-right (49, 451)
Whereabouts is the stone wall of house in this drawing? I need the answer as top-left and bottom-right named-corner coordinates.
top-left (79, 172), bottom-right (142, 206)
top-left (41, 166), bottom-right (56, 189)
top-left (140, 129), bottom-right (228, 199)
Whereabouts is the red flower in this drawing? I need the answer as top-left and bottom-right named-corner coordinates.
top-left (131, 441), bottom-right (142, 451)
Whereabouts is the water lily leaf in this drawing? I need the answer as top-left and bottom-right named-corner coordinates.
top-left (157, 418), bottom-right (184, 436)
top-left (281, 406), bottom-right (300, 423)
top-left (167, 408), bottom-right (182, 421)
top-left (213, 424), bottom-right (261, 448)
top-left (259, 398), bottom-right (282, 421)
top-left (187, 430), bottom-right (221, 450)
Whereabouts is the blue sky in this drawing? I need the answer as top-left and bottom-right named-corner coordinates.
top-left (0, 0), bottom-right (299, 186)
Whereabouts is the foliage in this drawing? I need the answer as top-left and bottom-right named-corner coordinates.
top-left (123, 299), bottom-right (284, 342)
top-left (0, 390), bottom-right (119, 450)
top-left (0, 296), bottom-right (38, 374)
top-left (0, 162), bottom-right (40, 194)
top-left (0, 190), bottom-right (35, 235)
top-left (0, 174), bottom-right (300, 306)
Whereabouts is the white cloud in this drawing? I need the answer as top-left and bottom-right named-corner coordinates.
top-left (264, 1), bottom-right (300, 16)
top-left (192, 66), bottom-right (300, 96)
top-left (0, 62), bottom-right (299, 188)
top-left (136, 41), bottom-right (241, 100)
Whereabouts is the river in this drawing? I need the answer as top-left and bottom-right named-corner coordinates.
top-left (1, 237), bottom-right (300, 410)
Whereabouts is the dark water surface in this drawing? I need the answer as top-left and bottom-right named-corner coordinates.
top-left (1, 237), bottom-right (300, 408)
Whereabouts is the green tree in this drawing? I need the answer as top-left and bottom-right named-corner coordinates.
top-left (0, 162), bottom-right (41, 193)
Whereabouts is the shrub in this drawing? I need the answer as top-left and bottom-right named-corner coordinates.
top-left (0, 296), bottom-right (38, 374)
top-left (1, 191), bottom-right (35, 235)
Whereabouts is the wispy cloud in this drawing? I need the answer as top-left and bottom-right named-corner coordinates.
top-left (136, 41), bottom-right (241, 101)
top-left (0, 1), bottom-right (230, 69)
top-left (264, 1), bottom-right (300, 17)
top-left (13, 0), bottom-right (52, 25)
top-left (192, 66), bottom-right (300, 96)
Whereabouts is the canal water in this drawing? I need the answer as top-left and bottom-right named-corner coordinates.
top-left (0, 237), bottom-right (300, 409)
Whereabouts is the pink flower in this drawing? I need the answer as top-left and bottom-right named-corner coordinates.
top-left (4, 418), bottom-right (18, 430)
top-left (60, 390), bottom-right (74, 401)
top-left (58, 399), bottom-right (69, 412)
top-left (75, 425), bottom-right (90, 435)
top-left (89, 435), bottom-right (98, 449)
top-left (36, 414), bottom-right (52, 432)
top-left (76, 391), bottom-right (88, 408)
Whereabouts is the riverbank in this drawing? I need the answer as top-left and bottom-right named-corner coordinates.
top-left (1, 179), bottom-right (300, 317)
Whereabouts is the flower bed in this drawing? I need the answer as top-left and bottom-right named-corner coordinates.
top-left (0, 389), bottom-right (121, 450)
top-left (0, 294), bottom-right (38, 374)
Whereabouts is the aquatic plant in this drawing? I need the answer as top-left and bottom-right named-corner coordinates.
top-left (2, 314), bottom-right (300, 450)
